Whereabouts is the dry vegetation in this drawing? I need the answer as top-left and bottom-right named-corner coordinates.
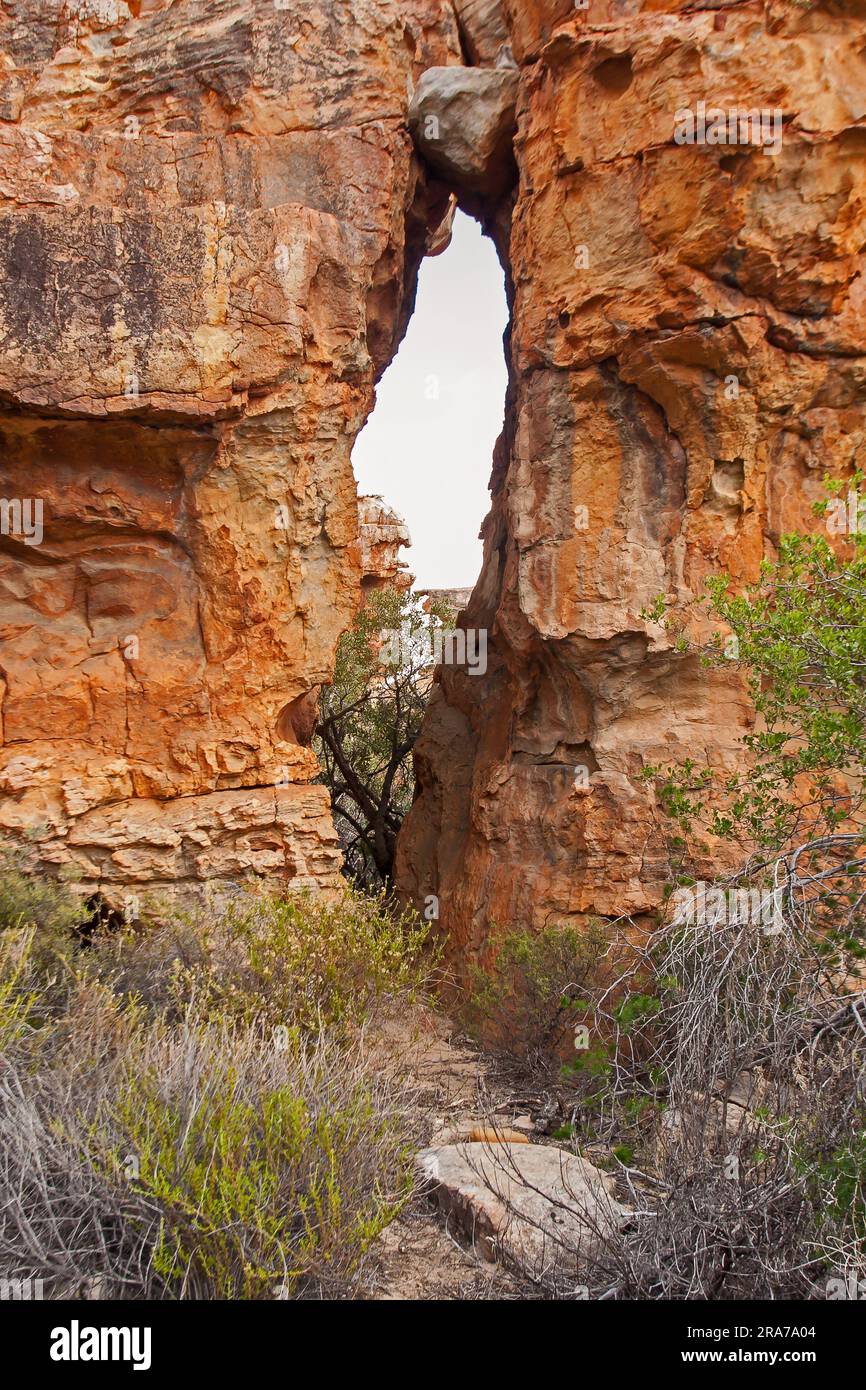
top-left (0, 851), bottom-right (437, 1300)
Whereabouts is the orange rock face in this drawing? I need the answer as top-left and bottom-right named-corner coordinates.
top-left (0, 0), bottom-right (459, 909)
top-left (396, 0), bottom-right (866, 970)
top-left (3, 0), bottom-right (865, 956)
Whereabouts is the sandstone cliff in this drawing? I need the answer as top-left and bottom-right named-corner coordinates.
top-left (0, 0), bottom-right (458, 909)
top-left (2, 0), bottom-right (864, 959)
top-left (396, 0), bottom-right (866, 971)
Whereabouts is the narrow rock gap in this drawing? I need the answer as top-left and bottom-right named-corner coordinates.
top-left (352, 208), bottom-right (509, 597)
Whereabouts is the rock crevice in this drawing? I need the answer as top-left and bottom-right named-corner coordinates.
top-left (2, 0), bottom-right (865, 955)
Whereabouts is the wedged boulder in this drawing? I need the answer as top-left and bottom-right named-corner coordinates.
top-left (418, 1142), bottom-right (629, 1284)
top-left (409, 66), bottom-right (518, 197)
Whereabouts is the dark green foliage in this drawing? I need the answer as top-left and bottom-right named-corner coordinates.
top-left (315, 586), bottom-right (455, 889)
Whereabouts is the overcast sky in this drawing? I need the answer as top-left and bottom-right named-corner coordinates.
top-left (352, 210), bottom-right (509, 591)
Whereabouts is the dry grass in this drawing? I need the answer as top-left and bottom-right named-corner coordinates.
top-left (481, 839), bottom-right (866, 1299)
top-left (0, 858), bottom-right (435, 1300)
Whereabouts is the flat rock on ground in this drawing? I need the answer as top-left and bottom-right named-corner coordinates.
top-left (418, 1142), bottom-right (630, 1289)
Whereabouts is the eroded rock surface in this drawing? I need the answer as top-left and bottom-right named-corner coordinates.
top-left (358, 495), bottom-right (413, 592)
top-left (3, 0), bottom-right (865, 951)
top-left (0, 0), bottom-right (460, 909)
top-left (396, 0), bottom-right (866, 971)
top-left (453, 0), bottom-right (510, 66)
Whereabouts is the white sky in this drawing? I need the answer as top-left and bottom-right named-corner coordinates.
top-left (352, 210), bottom-right (509, 591)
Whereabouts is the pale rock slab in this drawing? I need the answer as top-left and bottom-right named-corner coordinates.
top-left (418, 1141), bottom-right (629, 1283)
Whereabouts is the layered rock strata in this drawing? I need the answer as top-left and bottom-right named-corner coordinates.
top-left (0, 0), bottom-right (459, 909)
top-left (2, 0), bottom-right (864, 957)
top-left (396, 0), bottom-right (866, 970)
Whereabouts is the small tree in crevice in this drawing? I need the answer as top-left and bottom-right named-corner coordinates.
top-left (315, 586), bottom-right (454, 891)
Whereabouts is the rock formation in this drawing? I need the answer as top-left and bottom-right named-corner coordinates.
top-left (2, 0), bottom-right (865, 962)
top-left (396, 0), bottom-right (866, 973)
top-left (0, 0), bottom-right (459, 911)
top-left (409, 64), bottom-right (518, 198)
top-left (358, 495), bottom-right (413, 594)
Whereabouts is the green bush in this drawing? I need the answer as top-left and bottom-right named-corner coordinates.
top-left (0, 1005), bottom-right (417, 1300)
top-left (0, 857), bottom-right (430, 1300)
top-left (0, 927), bottom-right (40, 1053)
top-left (464, 920), bottom-right (606, 1059)
top-left (0, 846), bottom-right (83, 941)
top-left (0, 846), bottom-right (85, 1005)
top-left (803, 1131), bottom-right (866, 1243)
top-left (171, 886), bottom-right (438, 1033)
top-left (0, 844), bottom-right (90, 1045)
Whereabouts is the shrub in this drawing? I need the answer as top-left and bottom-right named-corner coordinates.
top-left (0, 845), bottom-right (86, 1012)
top-left (542, 883), bottom-right (866, 1299)
top-left (0, 861), bottom-right (430, 1300)
top-left (0, 1010), bottom-right (418, 1300)
top-left (0, 926), bottom-right (40, 1054)
top-left (170, 885), bottom-right (438, 1034)
top-left (464, 921), bottom-right (607, 1061)
top-left (0, 845), bottom-right (83, 942)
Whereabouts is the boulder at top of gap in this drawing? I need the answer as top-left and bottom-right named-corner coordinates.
top-left (409, 66), bottom-right (518, 197)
